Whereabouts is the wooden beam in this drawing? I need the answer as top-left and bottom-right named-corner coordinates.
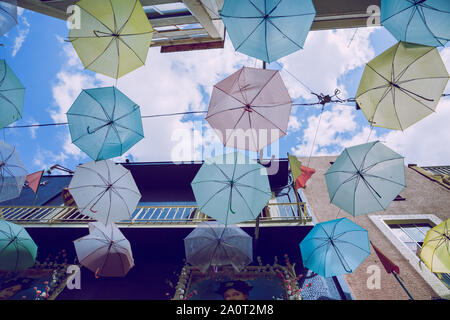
top-left (160, 39), bottom-right (224, 53)
top-left (182, 0), bottom-right (222, 39)
top-left (153, 28), bottom-right (207, 39)
top-left (150, 15), bottom-right (198, 27)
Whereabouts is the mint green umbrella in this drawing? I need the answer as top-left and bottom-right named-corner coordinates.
top-left (325, 141), bottom-right (406, 216)
top-left (191, 152), bottom-right (272, 225)
top-left (0, 60), bottom-right (25, 130)
top-left (0, 220), bottom-right (37, 271)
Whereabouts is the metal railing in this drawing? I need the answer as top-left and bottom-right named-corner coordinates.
top-left (0, 202), bottom-right (312, 226)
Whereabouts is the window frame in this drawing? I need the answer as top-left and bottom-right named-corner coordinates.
top-left (369, 214), bottom-right (450, 299)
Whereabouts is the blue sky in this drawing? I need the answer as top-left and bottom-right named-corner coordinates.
top-left (1, 8), bottom-right (450, 174)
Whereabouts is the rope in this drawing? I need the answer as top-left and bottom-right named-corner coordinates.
top-left (307, 105), bottom-right (325, 167)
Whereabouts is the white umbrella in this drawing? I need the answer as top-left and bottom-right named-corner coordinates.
top-left (68, 160), bottom-right (141, 225)
top-left (0, 141), bottom-right (27, 202)
top-left (74, 222), bottom-right (134, 277)
top-left (184, 221), bottom-right (253, 273)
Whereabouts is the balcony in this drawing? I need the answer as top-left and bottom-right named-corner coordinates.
top-left (0, 202), bottom-right (313, 227)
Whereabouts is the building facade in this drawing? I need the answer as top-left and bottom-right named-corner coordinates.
top-left (301, 157), bottom-right (450, 300)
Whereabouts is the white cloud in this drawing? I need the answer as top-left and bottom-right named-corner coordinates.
top-left (48, 37), bottom-right (251, 165)
top-left (11, 15), bottom-right (30, 57)
top-left (279, 27), bottom-right (378, 101)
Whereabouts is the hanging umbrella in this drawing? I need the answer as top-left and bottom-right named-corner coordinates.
top-left (299, 218), bottom-right (370, 278)
top-left (325, 141), bottom-right (406, 217)
top-left (0, 141), bottom-right (27, 203)
top-left (220, 0), bottom-right (316, 62)
top-left (68, 160), bottom-right (141, 225)
top-left (74, 222), bottom-right (134, 277)
top-left (381, 0), bottom-right (450, 47)
top-left (356, 41), bottom-right (449, 131)
top-left (0, 0), bottom-right (17, 38)
top-left (419, 218), bottom-right (450, 273)
top-left (67, 86), bottom-right (144, 161)
top-left (0, 59), bottom-right (25, 130)
top-left (184, 221), bottom-right (252, 273)
top-left (0, 220), bottom-right (37, 272)
top-left (191, 152), bottom-right (272, 225)
top-left (68, 0), bottom-right (153, 79)
top-left (207, 67), bottom-right (292, 151)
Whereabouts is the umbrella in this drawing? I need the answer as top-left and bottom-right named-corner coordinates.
top-left (68, 160), bottom-right (141, 225)
top-left (207, 67), bottom-right (292, 151)
top-left (299, 218), bottom-right (370, 278)
top-left (67, 86), bottom-right (144, 161)
top-left (68, 0), bottom-right (153, 79)
top-left (184, 221), bottom-right (252, 273)
top-left (419, 218), bottom-right (450, 273)
top-left (191, 152), bottom-right (272, 225)
top-left (0, 141), bottom-right (27, 203)
top-left (0, 220), bottom-right (37, 272)
top-left (0, 0), bottom-right (17, 38)
top-left (220, 0), bottom-right (316, 62)
top-left (74, 222), bottom-right (134, 277)
top-left (325, 141), bottom-right (406, 217)
top-left (381, 0), bottom-right (450, 47)
top-left (356, 41), bottom-right (449, 131)
top-left (0, 59), bottom-right (25, 130)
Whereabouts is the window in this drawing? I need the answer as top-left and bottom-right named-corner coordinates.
top-left (370, 214), bottom-right (450, 298)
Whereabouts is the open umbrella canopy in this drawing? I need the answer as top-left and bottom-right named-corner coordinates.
top-left (325, 141), bottom-right (406, 217)
top-left (0, 0), bottom-right (17, 38)
top-left (68, 0), bottom-right (153, 79)
top-left (74, 222), bottom-right (134, 277)
top-left (0, 220), bottom-right (37, 272)
top-left (220, 0), bottom-right (316, 62)
top-left (67, 86), bottom-right (144, 161)
top-left (0, 141), bottom-right (27, 203)
top-left (356, 41), bottom-right (449, 131)
top-left (420, 219), bottom-right (450, 273)
top-left (0, 59), bottom-right (25, 130)
top-left (207, 67), bottom-right (292, 151)
top-left (68, 160), bottom-right (141, 225)
top-left (184, 222), bottom-right (253, 273)
top-left (300, 218), bottom-right (370, 278)
top-left (191, 152), bottom-right (272, 225)
top-left (381, 0), bottom-right (450, 47)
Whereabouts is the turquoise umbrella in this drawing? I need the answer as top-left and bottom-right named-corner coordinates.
top-left (0, 220), bottom-right (37, 272)
top-left (325, 141), bottom-right (406, 217)
top-left (300, 218), bottom-right (370, 278)
top-left (67, 86), bottom-right (144, 161)
top-left (0, 0), bottom-right (17, 38)
top-left (381, 0), bottom-right (450, 47)
top-left (0, 60), bottom-right (25, 129)
top-left (220, 0), bottom-right (316, 62)
top-left (191, 152), bottom-right (272, 225)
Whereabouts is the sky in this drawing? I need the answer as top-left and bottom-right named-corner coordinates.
top-left (1, 7), bottom-right (450, 175)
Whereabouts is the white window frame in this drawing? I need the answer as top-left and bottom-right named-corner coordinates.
top-left (369, 214), bottom-right (450, 299)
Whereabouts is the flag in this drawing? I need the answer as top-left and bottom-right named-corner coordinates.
top-left (371, 241), bottom-right (400, 274)
top-left (288, 155), bottom-right (316, 189)
top-left (25, 170), bottom-right (44, 195)
top-left (62, 186), bottom-right (76, 206)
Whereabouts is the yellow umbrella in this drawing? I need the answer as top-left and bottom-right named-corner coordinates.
top-left (68, 0), bottom-right (153, 79)
top-left (420, 219), bottom-right (450, 273)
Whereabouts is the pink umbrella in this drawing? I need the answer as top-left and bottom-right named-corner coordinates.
top-left (74, 222), bottom-right (134, 278)
top-left (206, 67), bottom-right (292, 152)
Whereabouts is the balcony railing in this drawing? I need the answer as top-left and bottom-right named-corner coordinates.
top-left (0, 202), bottom-right (312, 226)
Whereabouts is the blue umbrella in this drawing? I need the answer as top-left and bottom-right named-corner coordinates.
top-left (325, 141), bottom-right (406, 217)
top-left (381, 0), bottom-right (450, 47)
top-left (0, 0), bottom-right (17, 38)
top-left (67, 86), bottom-right (144, 161)
top-left (220, 0), bottom-right (316, 62)
top-left (0, 59), bottom-right (25, 130)
top-left (191, 152), bottom-right (272, 225)
top-left (300, 218), bottom-right (370, 278)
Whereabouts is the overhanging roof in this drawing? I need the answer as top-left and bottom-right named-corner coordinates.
top-left (18, 0), bottom-right (380, 52)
